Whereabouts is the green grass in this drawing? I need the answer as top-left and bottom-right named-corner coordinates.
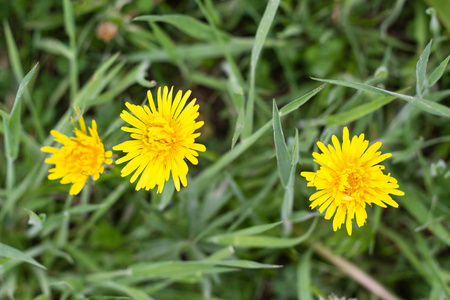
top-left (1, 0), bottom-right (450, 299)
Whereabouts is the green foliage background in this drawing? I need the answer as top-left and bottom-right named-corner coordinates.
top-left (1, 0), bottom-right (450, 299)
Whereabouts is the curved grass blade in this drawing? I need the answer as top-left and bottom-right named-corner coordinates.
top-left (312, 77), bottom-right (450, 118)
top-left (134, 14), bottom-right (228, 42)
top-left (0, 243), bottom-right (46, 269)
top-left (243, 0), bottom-right (280, 138)
top-left (428, 53), bottom-right (450, 87)
top-left (297, 249), bottom-right (313, 300)
top-left (210, 217), bottom-right (317, 248)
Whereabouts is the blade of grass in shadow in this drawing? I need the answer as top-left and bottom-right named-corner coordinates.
top-left (297, 249), bottom-right (313, 300)
top-left (312, 77), bottom-right (450, 118)
top-left (134, 14), bottom-right (228, 42)
top-left (312, 243), bottom-right (400, 300)
top-left (415, 233), bottom-right (450, 297)
top-left (75, 182), bottom-right (129, 243)
top-left (382, 226), bottom-right (431, 284)
top-left (242, 0), bottom-right (280, 139)
top-left (192, 84), bottom-right (325, 194)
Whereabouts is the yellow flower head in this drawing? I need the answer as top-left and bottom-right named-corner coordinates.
top-left (113, 86), bottom-right (206, 193)
top-left (301, 127), bottom-right (404, 235)
top-left (41, 116), bottom-right (113, 195)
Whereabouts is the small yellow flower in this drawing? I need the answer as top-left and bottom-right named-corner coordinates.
top-left (301, 127), bottom-right (404, 235)
top-left (113, 87), bottom-right (206, 193)
top-left (41, 116), bottom-right (113, 195)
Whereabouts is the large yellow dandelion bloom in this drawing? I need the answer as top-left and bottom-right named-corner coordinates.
top-left (113, 86), bottom-right (206, 193)
top-left (41, 116), bottom-right (113, 195)
top-left (300, 127), bottom-right (404, 235)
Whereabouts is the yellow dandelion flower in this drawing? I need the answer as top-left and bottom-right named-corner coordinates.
top-left (113, 86), bottom-right (206, 193)
top-left (300, 127), bottom-right (404, 235)
top-left (41, 116), bottom-right (113, 195)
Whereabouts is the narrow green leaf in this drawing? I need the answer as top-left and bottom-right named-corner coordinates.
top-left (416, 233), bottom-right (450, 297)
top-left (150, 22), bottom-right (178, 63)
top-left (205, 246), bottom-right (235, 261)
top-left (37, 38), bottom-right (72, 59)
top-left (3, 20), bottom-right (24, 83)
top-left (230, 87), bottom-right (245, 149)
top-left (243, 0), bottom-right (280, 138)
top-left (281, 164), bottom-right (296, 235)
top-left (312, 77), bottom-right (450, 118)
top-left (211, 218), bottom-right (317, 248)
top-left (416, 40), bottom-right (432, 96)
top-left (326, 94), bottom-right (398, 125)
top-left (428, 54), bottom-right (450, 87)
top-left (62, 0), bottom-right (75, 39)
top-left (208, 221), bottom-right (283, 243)
top-left (92, 281), bottom-right (154, 300)
top-left (292, 129), bottom-right (300, 165)
top-left (4, 63), bottom-right (39, 160)
top-left (279, 84), bottom-right (326, 116)
top-left (134, 14), bottom-right (228, 42)
top-left (0, 243), bottom-right (46, 269)
top-left (297, 249), bottom-right (313, 300)
top-left (273, 101), bottom-right (291, 187)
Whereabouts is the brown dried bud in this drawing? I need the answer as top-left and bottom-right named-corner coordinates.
top-left (96, 21), bottom-right (118, 43)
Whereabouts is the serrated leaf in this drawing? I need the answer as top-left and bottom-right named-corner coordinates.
top-left (428, 54), bottom-right (450, 87)
top-left (416, 40), bottom-right (432, 96)
top-left (0, 243), bottom-right (46, 269)
top-left (312, 77), bottom-right (450, 118)
top-left (273, 100), bottom-right (291, 187)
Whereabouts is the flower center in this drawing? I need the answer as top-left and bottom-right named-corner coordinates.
top-left (337, 165), bottom-right (365, 199)
top-left (61, 141), bottom-right (103, 176)
top-left (145, 117), bottom-right (177, 152)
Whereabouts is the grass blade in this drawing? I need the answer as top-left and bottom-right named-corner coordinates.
top-left (208, 221), bottom-right (283, 243)
top-left (416, 40), bottom-right (432, 96)
top-left (428, 53), bottom-right (450, 87)
top-left (243, 0), bottom-right (280, 138)
top-left (210, 217), bottom-right (317, 248)
top-left (273, 100), bottom-right (291, 187)
top-left (312, 77), bottom-right (450, 118)
top-left (297, 249), bottom-right (313, 300)
top-left (0, 243), bottom-right (46, 269)
top-left (3, 62), bottom-right (39, 160)
top-left (134, 14), bottom-right (228, 42)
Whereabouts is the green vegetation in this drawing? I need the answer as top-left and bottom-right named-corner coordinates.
top-left (1, 0), bottom-right (450, 299)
